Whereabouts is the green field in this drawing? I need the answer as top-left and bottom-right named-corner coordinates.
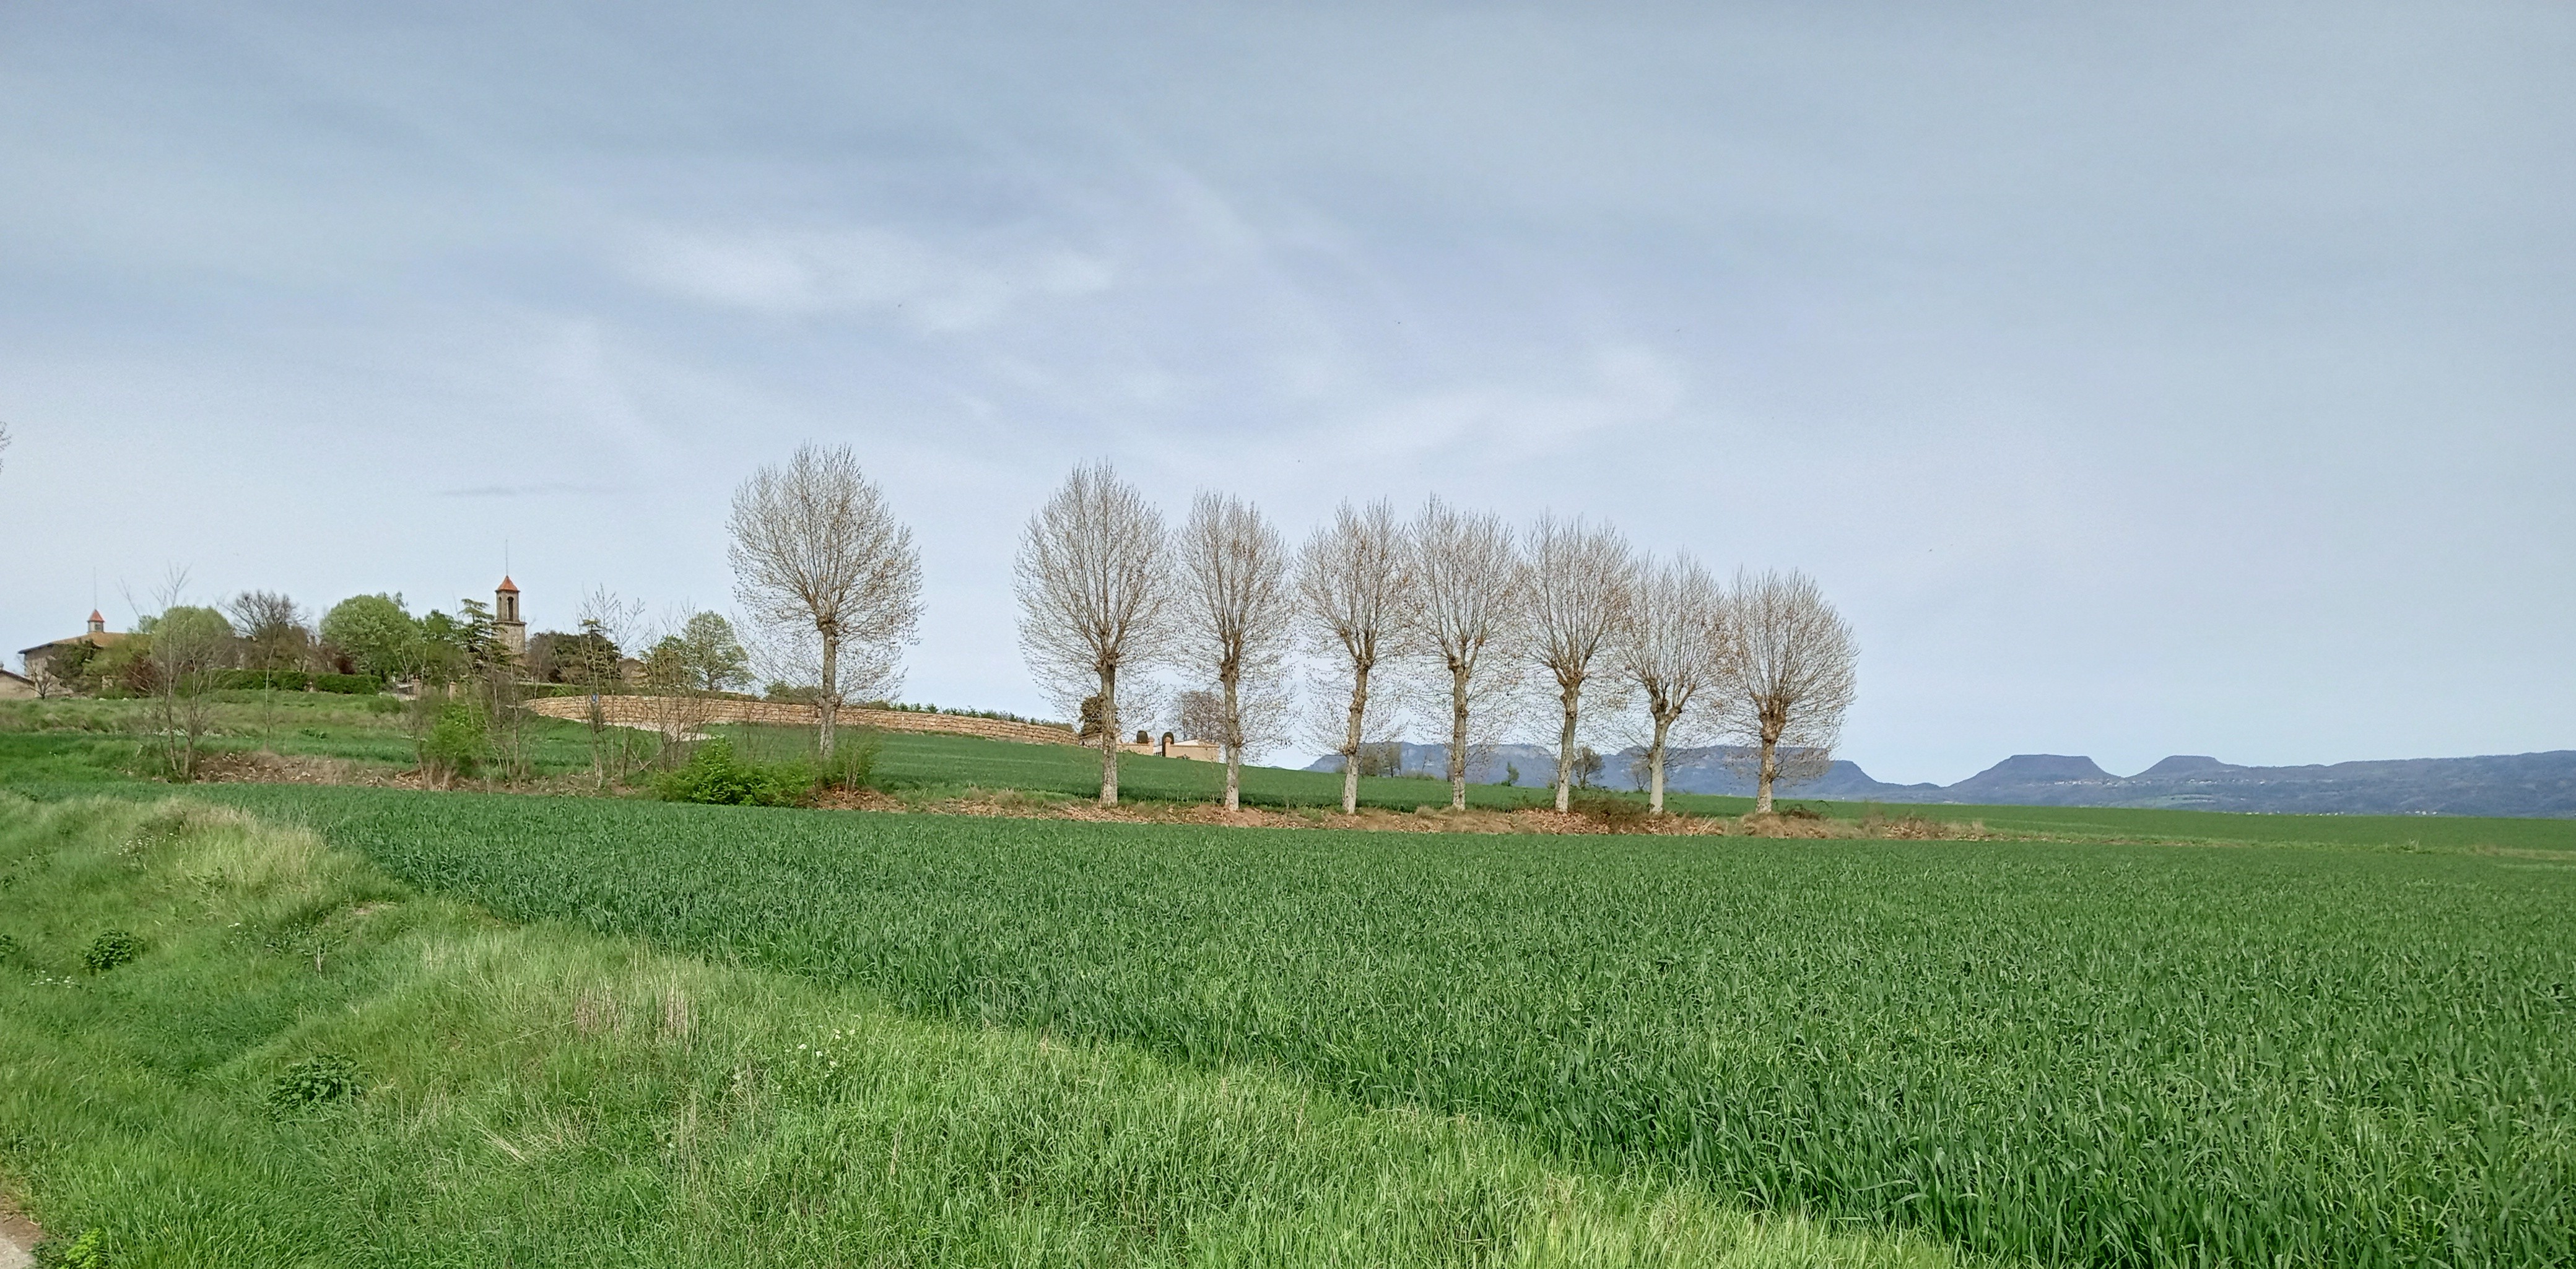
top-left (103, 782), bottom-right (2576, 1267)
top-left (1, 795), bottom-right (1959, 1267)
top-left (8, 692), bottom-right (2576, 1265)
top-left (12, 693), bottom-right (2572, 854)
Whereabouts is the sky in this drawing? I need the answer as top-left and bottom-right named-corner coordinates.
top-left (3, 1), bottom-right (2570, 784)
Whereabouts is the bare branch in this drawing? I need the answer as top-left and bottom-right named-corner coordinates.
top-left (727, 444), bottom-right (923, 760)
top-left (1175, 489), bottom-right (1295, 810)
top-left (1615, 551), bottom-right (1729, 813)
top-left (1401, 496), bottom-right (1525, 810)
top-left (1709, 568), bottom-right (1858, 813)
top-left (1521, 513), bottom-right (1637, 812)
top-left (1013, 461), bottom-right (1171, 806)
top-left (1297, 497), bottom-right (1412, 814)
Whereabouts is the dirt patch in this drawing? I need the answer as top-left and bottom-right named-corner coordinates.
top-left (0, 1194), bottom-right (40, 1269)
top-left (798, 788), bottom-right (1949, 839)
top-left (196, 750), bottom-right (428, 789)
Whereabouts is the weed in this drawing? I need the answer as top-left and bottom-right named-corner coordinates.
top-left (266, 1053), bottom-right (365, 1114)
top-left (32, 1228), bottom-right (110, 1269)
top-left (82, 930), bottom-right (143, 972)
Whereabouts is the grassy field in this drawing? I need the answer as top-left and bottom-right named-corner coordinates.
top-left (10, 693), bottom-right (2576, 1263)
top-left (0, 794), bottom-right (1967, 1267)
top-left (10, 693), bottom-right (2572, 854)
top-left (89, 782), bottom-right (2570, 1267)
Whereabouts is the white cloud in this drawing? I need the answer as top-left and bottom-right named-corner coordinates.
top-left (622, 226), bottom-right (1115, 331)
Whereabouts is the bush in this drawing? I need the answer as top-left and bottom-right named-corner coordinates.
top-left (33, 1228), bottom-right (110, 1268)
top-left (267, 1053), bottom-right (365, 1113)
top-left (83, 929), bottom-right (144, 972)
top-left (0, 931), bottom-right (19, 961)
top-left (421, 702), bottom-right (489, 782)
top-left (214, 669), bottom-right (312, 691)
top-left (818, 728), bottom-right (881, 792)
top-left (1569, 792), bottom-right (1649, 828)
top-left (655, 737), bottom-right (811, 807)
top-left (313, 673), bottom-right (381, 695)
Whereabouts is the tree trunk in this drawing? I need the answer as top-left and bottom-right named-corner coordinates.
top-left (817, 627), bottom-right (840, 761)
top-left (1221, 672), bottom-right (1243, 812)
top-left (1339, 662), bottom-right (1369, 815)
top-left (1448, 662), bottom-right (1471, 810)
top-left (1756, 734), bottom-right (1778, 813)
top-left (1097, 664), bottom-right (1120, 807)
top-left (1554, 680), bottom-right (1580, 813)
top-left (1648, 714), bottom-right (1671, 815)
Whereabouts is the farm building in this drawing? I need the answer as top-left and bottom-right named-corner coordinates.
top-left (19, 610), bottom-right (126, 695)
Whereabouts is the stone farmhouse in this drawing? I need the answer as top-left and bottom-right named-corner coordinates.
top-left (18, 610), bottom-right (125, 696)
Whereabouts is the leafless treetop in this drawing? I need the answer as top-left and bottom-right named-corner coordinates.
top-left (1176, 492), bottom-right (1293, 696)
top-left (1617, 551), bottom-right (1730, 739)
top-left (726, 444), bottom-right (923, 693)
top-left (1523, 512), bottom-right (1637, 711)
top-left (1013, 461), bottom-right (1172, 709)
top-left (1405, 495), bottom-right (1521, 684)
top-left (1297, 498), bottom-right (1410, 670)
top-left (1713, 566), bottom-right (1858, 758)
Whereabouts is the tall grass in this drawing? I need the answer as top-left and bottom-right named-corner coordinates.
top-left (173, 784), bottom-right (2576, 1268)
top-left (0, 795), bottom-right (1965, 1267)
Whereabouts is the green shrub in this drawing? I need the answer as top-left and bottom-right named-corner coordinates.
top-left (655, 738), bottom-right (810, 807)
top-left (267, 1053), bottom-right (365, 1113)
top-left (818, 727), bottom-right (882, 792)
top-left (215, 669), bottom-right (312, 691)
top-left (0, 931), bottom-right (19, 961)
top-left (314, 673), bottom-right (381, 695)
top-left (420, 702), bottom-right (489, 781)
top-left (33, 1228), bottom-right (110, 1269)
top-left (83, 929), bottom-right (144, 972)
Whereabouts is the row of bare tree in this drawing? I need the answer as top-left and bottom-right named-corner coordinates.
top-left (1011, 462), bottom-right (1859, 815)
top-left (715, 446), bottom-right (1855, 815)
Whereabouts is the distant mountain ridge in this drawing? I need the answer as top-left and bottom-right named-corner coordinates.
top-left (1302, 744), bottom-right (2576, 818)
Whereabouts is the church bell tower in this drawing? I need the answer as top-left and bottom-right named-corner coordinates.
top-left (494, 576), bottom-right (526, 659)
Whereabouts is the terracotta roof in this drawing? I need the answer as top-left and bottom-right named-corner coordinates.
top-left (90, 609), bottom-right (105, 623)
top-left (496, 576), bottom-right (519, 592)
top-left (18, 631), bottom-right (126, 656)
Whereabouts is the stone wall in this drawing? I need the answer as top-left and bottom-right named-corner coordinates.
top-left (523, 694), bottom-right (1081, 747)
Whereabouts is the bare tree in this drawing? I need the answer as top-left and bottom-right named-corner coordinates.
top-left (138, 568), bottom-right (231, 781)
top-left (728, 444), bottom-right (923, 761)
top-left (1523, 513), bottom-right (1637, 812)
top-left (224, 590), bottom-right (308, 753)
top-left (1172, 491), bottom-right (1295, 811)
top-left (570, 587), bottom-right (646, 782)
top-left (1297, 498), bottom-right (1413, 815)
top-left (1616, 552), bottom-right (1731, 815)
top-left (1015, 462), bottom-right (1172, 807)
top-left (1403, 496), bottom-right (1524, 810)
top-left (1712, 568), bottom-right (1858, 813)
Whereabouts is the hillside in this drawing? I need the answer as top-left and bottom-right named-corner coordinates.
top-left (1308, 743), bottom-right (2576, 817)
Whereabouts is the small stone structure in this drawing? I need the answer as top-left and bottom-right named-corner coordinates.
top-left (1119, 730), bottom-right (1224, 763)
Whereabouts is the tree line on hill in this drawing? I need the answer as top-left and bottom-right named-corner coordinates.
top-left (715, 444), bottom-right (1858, 817)
top-left (66, 443), bottom-right (1857, 813)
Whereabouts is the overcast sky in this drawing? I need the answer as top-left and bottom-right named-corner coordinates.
top-left (4, 1), bottom-right (2569, 784)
